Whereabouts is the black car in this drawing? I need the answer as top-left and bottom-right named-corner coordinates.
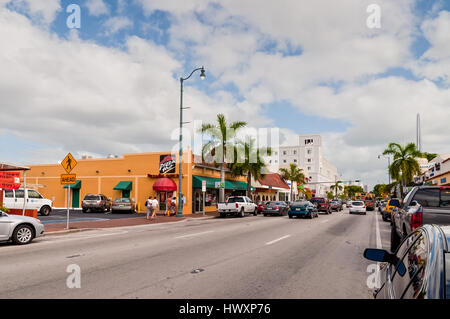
top-left (391, 186), bottom-right (450, 252)
top-left (364, 224), bottom-right (450, 299)
top-left (262, 201), bottom-right (289, 216)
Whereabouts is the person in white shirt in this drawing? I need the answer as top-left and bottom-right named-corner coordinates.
top-left (146, 196), bottom-right (153, 220)
top-left (151, 196), bottom-right (159, 219)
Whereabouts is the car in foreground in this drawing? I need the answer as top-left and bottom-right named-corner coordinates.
top-left (112, 197), bottom-right (136, 213)
top-left (257, 201), bottom-right (268, 214)
top-left (364, 224), bottom-right (450, 299)
top-left (329, 200), bottom-right (343, 211)
top-left (0, 211), bottom-right (44, 245)
top-left (348, 201), bottom-right (366, 215)
top-left (262, 201), bottom-right (289, 216)
top-left (309, 197), bottom-right (331, 214)
top-left (390, 186), bottom-right (450, 252)
top-left (217, 196), bottom-right (257, 217)
top-left (82, 194), bottom-right (112, 213)
top-left (288, 200), bottom-right (318, 219)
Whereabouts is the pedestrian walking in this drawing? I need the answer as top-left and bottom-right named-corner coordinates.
top-left (170, 196), bottom-right (177, 216)
top-left (151, 196), bottom-right (159, 219)
top-left (146, 196), bottom-right (153, 220)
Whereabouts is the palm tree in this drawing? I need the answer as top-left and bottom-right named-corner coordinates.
top-left (382, 142), bottom-right (422, 197)
top-left (200, 114), bottom-right (247, 203)
top-left (229, 137), bottom-right (272, 198)
top-left (279, 163), bottom-right (306, 201)
top-left (330, 181), bottom-right (343, 199)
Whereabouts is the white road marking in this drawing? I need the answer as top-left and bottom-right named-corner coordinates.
top-left (374, 210), bottom-right (382, 289)
top-left (174, 230), bottom-right (214, 239)
top-left (265, 235), bottom-right (291, 246)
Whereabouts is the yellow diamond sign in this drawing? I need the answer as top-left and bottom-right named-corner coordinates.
top-left (61, 153), bottom-right (77, 174)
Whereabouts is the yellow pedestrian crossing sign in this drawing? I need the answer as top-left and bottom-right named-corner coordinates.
top-left (61, 153), bottom-right (77, 174)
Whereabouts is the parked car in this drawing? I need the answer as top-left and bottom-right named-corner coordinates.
top-left (0, 211), bottom-right (44, 245)
top-left (385, 198), bottom-right (401, 221)
top-left (112, 197), bottom-right (136, 213)
top-left (390, 186), bottom-right (450, 252)
top-left (217, 196), bottom-right (257, 218)
top-left (348, 200), bottom-right (366, 215)
top-left (288, 200), bottom-right (318, 219)
top-left (378, 199), bottom-right (388, 213)
top-left (309, 197), bottom-right (331, 214)
top-left (262, 201), bottom-right (289, 216)
top-left (2, 188), bottom-right (53, 216)
top-left (364, 224), bottom-right (450, 299)
top-left (82, 194), bottom-right (112, 213)
top-left (329, 200), bottom-right (343, 211)
top-left (380, 201), bottom-right (390, 221)
top-left (257, 201), bottom-right (269, 214)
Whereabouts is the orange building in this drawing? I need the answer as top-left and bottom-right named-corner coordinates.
top-left (24, 149), bottom-right (249, 215)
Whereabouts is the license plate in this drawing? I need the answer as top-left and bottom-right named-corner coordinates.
top-left (296, 208), bottom-right (301, 211)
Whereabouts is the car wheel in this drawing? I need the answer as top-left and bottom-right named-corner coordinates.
top-left (82, 208), bottom-right (88, 213)
top-left (240, 208), bottom-right (245, 217)
top-left (39, 205), bottom-right (51, 216)
top-left (289, 215), bottom-right (293, 219)
top-left (12, 224), bottom-right (34, 245)
top-left (220, 213), bottom-right (226, 218)
top-left (390, 224), bottom-right (401, 253)
top-left (264, 213), bottom-right (267, 217)
top-left (253, 208), bottom-right (257, 216)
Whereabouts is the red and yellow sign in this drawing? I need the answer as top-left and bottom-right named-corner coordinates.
top-left (0, 171), bottom-right (21, 189)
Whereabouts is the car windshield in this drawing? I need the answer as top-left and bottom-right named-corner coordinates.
top-left (114, 198), bottom-right (130, 203)
top-left (292, 201), bottom-right (310, 207)
top-left (352, 201), bottom-right (364, 206)
top-left (84, 195), bottom-right (100, 200)
top-left (389, 199), bottom-right (400, 207)
top-left (267, 201), bottom-right (284, 206)
top-left (227, 197), bottom-right (244, 203)
top-left (311, 198), bottom-right (325, 203)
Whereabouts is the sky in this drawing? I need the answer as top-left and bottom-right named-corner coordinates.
top-left (0, 0), bottom-right (449, 189)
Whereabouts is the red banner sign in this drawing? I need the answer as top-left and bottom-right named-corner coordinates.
top-left (0, 171), bottom-right (21, 189)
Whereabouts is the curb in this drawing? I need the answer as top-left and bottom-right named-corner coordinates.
top-left (44, 228), bottom-right (97, 236)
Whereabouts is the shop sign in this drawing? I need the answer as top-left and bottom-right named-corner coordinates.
top-left (0, 171), bottom-right (20, 189)
top-left (159, 154), bottom-right (176, 174)
top-left (215, 181), bottom-right (225, 189)
top-left (202, 180), bottom-right (206, 192)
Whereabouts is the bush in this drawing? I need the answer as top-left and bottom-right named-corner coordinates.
top-left (0, 206), bottom-right (10, 213)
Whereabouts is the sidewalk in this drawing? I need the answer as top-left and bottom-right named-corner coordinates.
top-left (44, 211), bottom-right (219, 234)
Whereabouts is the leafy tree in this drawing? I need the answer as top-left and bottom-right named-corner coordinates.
top-left (422, 152), bottom-right (437, 162)
top-left (330, 181), bottom-right (343, 199)
top-left (373, 184), bottom-right (386, 198)
top-left (279, 163), bottom-right (306, 201)
top-left (326, 191), bottom-right (334, 200)
top-left (200, 114), bottom-right (247, 202)
top-left (344, 185), bottom-right (364, 199)
top-left (383, 142), bottom-right (422, 197)
top-left (229, 137), bottom-right (272, 197)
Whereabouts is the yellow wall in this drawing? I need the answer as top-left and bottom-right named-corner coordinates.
top-left (24, 149), bottom-right (246, 215)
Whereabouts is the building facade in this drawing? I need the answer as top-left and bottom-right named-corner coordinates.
top-left (23, 149), bottom-right (251, 215)
top-left (265, 134), bottom-right (339, 197)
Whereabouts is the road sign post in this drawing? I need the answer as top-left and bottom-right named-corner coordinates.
top-left (61, 153), bottom-right (77, 230)
top-left (202, 180), bottom-right (206, 216)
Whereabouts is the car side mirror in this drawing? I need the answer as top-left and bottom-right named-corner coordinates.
top-left (363, 248), bottom-right (406, 276)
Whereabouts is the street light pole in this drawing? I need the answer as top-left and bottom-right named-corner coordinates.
top-left (177, 67), bottom-right (206, 218)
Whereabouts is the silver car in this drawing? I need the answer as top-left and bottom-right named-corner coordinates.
top-left (0, 212), bottom-right (45, 245)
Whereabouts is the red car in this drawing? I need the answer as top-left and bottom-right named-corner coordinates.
top-left (257, 201), bottom-right (268, 214)
top-left (309, 197), bottom-right (331, 214)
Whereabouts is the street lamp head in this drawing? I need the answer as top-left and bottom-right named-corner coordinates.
top-left (200, 67), bottom-right (206, 80)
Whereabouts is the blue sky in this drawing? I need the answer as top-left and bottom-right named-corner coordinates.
top-left (0, 0), bottom-right (449, 188)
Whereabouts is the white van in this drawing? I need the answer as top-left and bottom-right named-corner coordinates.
top-left (2, 188), bottom-right (53, 216)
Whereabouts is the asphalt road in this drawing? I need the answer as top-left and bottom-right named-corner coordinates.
top-left (0, 207), bottom-right (391, 299)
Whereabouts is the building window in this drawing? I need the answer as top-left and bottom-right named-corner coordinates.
top-left (275, 152), bottom-right (278, 155)
top-left (293, 150), bottom-right (297, 155)
top-left (275, 160), bottom-right (278, 163)
top-left (283, 151), bottom-right (287, 155)
top-left (283, 160), bottom-right (287, 163)
top-left (294, 159), bottom-right (297, 163)
top-left (307, 149), bottom-right (312, 155)
top-left (305, 139), bottom-right (313, 145)
top-left (307, 158), bottom-right (312, 163)
top-left (308, 167), bottom-right (311, 171)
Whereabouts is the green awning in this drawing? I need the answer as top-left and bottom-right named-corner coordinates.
top-left (113, 181), bottom-right (132, 191)
top-left (193, 176), bottom-right (255, 191)
top-left (64, 180), bottom-right (81, 189)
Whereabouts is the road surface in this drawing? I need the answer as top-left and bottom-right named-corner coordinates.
top-left (0, 207), bottom-right (391, 298)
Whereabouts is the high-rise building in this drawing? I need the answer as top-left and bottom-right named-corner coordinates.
top-left (265, 134), bottom-right (339, 197)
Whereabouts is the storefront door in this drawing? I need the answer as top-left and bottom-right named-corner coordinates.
top-left (194, 191), bottom-right (203, 213)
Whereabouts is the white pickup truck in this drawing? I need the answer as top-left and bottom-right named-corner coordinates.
top-left (217, 196), bottom-right (257, 218)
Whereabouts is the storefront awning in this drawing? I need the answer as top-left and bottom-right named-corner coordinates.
top-left (64, 180), bottom-right (82, 189)
top-left (193, 176), bottom-right (255, 191)
top-left (153, 177), bottom-right (177, 191)
top-left (114, 181), bottom-right (132, 191)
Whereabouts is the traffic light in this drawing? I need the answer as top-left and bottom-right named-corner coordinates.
top-left (355, 180), bottom-right (360, 182)
top-left (337, 180), bottom-right (343, 183)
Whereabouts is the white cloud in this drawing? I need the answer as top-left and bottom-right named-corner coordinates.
top-left (103, 16), bottom-right (133, 34)
top-left (3, 0), bottom-right (61, 24)
top-left (85, 0), bottom-right (109, 17)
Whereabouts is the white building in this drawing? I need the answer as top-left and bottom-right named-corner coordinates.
top-left (265, 134), bottom-right (339, 197)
